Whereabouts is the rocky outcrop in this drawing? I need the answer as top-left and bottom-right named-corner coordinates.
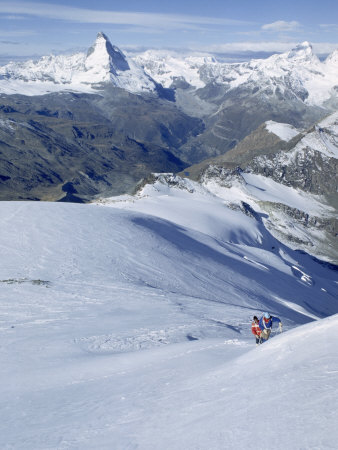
top-left (248, 147), bottom-right (337, 196)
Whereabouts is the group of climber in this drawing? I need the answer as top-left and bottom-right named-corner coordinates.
top-left (251, 313), bottom-right (282, 345)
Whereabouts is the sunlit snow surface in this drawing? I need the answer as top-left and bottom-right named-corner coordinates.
top-left (1, 180), bottom-right (338, 449)
top-left (265, 120), bottom-right (300, 142)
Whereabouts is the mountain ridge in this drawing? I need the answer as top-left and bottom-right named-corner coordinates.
top-left (179, 112), bottom-right (338, 263)
top-left (1, 36), bottom-right (337, 107)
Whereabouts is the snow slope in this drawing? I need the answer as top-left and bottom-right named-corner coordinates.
top-left (265, 120), bottom-right (300, 142)
top-left (0, 193), bottom-right (337, 449)
top-left (132, 314), bottom-right (338, 450)
top-left (274, 111), bottom-right (338, 160)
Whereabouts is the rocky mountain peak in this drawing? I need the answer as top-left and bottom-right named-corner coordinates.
top-left (85, 31), bottom-right (130, 74)
top-left (287, 41), bottom-right (318, 63)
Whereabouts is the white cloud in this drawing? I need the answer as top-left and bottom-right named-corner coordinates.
top-left (312, 42), bottom-right (338, 54)
top-left (1, 14), bottom-right (27, 20)
top-left (0, 30), bottom-right (36, 37)
top-left (262, 21), bottom-right (301, 32)
top-left (0, 2), bottom-right (253, 30)
top-left (196, 41), bottom-right (338, 56)
top-left (199, 41), bottom-right (297, 54)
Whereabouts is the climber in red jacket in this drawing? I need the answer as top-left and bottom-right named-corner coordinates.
top-left (251, 315), bottom-right (262, 345)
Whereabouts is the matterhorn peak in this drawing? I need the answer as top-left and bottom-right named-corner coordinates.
top-left (287, 41), bottom-right (318, 62)
top-left (96, 31), bottom-right (109, 42)
top-left (85, 31), bottom-right (130, 74)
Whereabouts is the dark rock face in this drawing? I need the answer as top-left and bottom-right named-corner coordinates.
top-left (271, 203), bottom-right (338, 238)
top-left (248, 148), bottom-right (337, 196)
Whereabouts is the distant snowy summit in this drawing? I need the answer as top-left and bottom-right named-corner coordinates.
top-left (0, 35), bottom-right (337, 105)
top-left (0, 32), bottom-right (157, 96)
top-left (136, 41), bottom-right (338, 107)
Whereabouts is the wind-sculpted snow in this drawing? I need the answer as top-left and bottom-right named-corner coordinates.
top-left (0, 196), bottom-right (337, 448)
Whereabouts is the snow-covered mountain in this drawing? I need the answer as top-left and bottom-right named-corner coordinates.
top-left (183, 111), bottom-right (338, 263)
top-left (134, 50), bottom-right (215, 89)
top-left (137, 41), bottom-right (337, 163)
top-left (1, 182), bottom-right (337, 448)
top-left (136, 42), bottom-right (338, 107)
top-left (1, 36), bottom-right (337, 107)
top-left (0, 32), bottom-right (157, 95)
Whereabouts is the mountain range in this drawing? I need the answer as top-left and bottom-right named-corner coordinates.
top-left (0, 32), bottom-right (337, 262)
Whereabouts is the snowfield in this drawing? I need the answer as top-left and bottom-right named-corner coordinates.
top-left (0, 187), bottom-right (338, 449)
top-left (265, 120), bottom-right (300, 142)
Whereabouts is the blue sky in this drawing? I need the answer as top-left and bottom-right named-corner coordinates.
top-left (1, 0), bottom-right (337, 61)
